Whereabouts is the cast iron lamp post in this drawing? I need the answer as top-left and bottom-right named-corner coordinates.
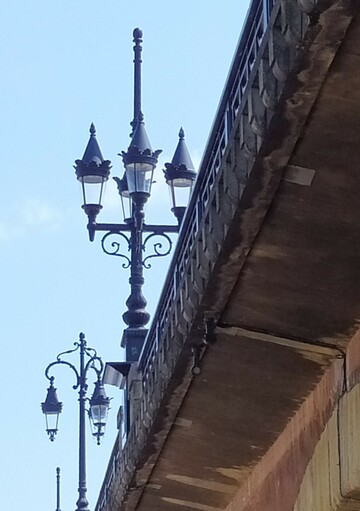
top-left (74, 28), bottom-right (196, 361)
top-left (41, 332), bottom-right (110, 511)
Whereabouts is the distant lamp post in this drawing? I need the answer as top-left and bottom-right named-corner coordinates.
top-left (74, 28), bottom-right (196, 361)
top-left (41, 332), bottom-right (110, 511)
top-left (56, 467), bottom-right (61, 511)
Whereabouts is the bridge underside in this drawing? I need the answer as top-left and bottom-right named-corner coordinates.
top-left (105, 2), bottom-right (360, 511)
top-left (224, 12), bottom-right (360, 348)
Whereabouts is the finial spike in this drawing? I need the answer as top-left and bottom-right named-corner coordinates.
top-left (90, 123), bottom-right (96, 136)
top-left (169, 127), bottom-right (195, 172)
top-left (133, 27), bottom-right (143, 41)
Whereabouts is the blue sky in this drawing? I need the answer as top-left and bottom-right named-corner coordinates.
top-left (0, 2), bottom-right (249, 510)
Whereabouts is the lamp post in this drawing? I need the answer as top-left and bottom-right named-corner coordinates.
top-left (41, 333), bottom-right (110, 511)
top-left (74, 28), bottom-right (196, 362)
top-left (56, 467), bottom-right (61, 511)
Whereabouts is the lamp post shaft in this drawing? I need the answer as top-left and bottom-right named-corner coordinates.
top-left (132, 28), bottom-right (143, 131)
top-left (56, 467), bottom-right (61, 511)
top-left (122, 199), bottom-right (150, 360)
top-left (76, 334), bottom-right (89, 511)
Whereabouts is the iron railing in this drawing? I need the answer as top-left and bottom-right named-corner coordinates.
top-left (139, 0), bottom-right (277, 378)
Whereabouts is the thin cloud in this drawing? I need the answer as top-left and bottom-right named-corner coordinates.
top-left (22, 198), bottom-right (60, 227)
top-left (0, 198), bottom-right (62, 243)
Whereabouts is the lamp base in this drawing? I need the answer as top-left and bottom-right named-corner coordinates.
top-left (121, 327), bottom-right (148, 362)
top-left (172, 206), bottom-right (186, 225)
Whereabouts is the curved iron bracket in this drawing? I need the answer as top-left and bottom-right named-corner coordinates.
top-left (45, 359), bottom-right (80, 390)
top-left (56, 341), bottom-right (81, 361)
top-left (101, 231), bottom-right (131, 268)
top-left (84, 354), bottom-right (104, 380)
top-left (142, 232), bottom-right (173, 269)
top-left (45, 340), bottom-right (104, 389)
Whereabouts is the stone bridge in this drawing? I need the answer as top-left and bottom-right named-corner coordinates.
top-left (96, 0), bottom-right (360, 510)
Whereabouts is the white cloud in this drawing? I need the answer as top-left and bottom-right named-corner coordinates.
top-left (0, 198), bottom-right (62, 243)
top-left (22, 198), bottom-right (60, 227)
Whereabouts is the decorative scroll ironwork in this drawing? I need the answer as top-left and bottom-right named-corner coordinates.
top-left (101, 231), bottom-right (131, 268)
top-left (142, 232), bottom-right (173, 269)
top-left (45, 338), bottom-right (104, 387)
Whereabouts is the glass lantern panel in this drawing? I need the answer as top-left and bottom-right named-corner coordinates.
top-left (126, 162), bottom-right (154, 195)
top-left (81, 177), bottom-right (106, 206)
top-left (168, 181), bottom-right (192, 208)
top-left (90, 403), bottom-right (108, 425)
top-left (121, 195), bottom-right (133, 222)
top-left (90, 404), bottom-right (101, 424)
top-left (45, 410), bottom-right (60, 433)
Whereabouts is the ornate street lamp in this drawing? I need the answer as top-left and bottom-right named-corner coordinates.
top-left (41, 332), bottom-right (110, 511)
top-left (164, 127), bottom-right (197, 224)
top-left (74, 28), bottom-right (196, 361)
top-left (42, 377), bottom-right (62, 441)
top-left (74, 124), bottom-right (112, 241)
